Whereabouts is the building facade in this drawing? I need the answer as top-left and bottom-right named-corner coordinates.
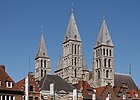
top-left (92, 19), bottom-right (114, 87)
top-left (55, 10), bottom-right (89, 84)
top-left (39, 75), bottom-right (83, 100)
top-left (16, 72), bottom-right (41, 100)
top-left (0, 65), bottom-right (24, 100)
top-left (35, 33), bottom-right (51, 82)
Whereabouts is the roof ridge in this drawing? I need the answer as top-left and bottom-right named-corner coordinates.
top-left (115, 73), bottom-right (131, 76)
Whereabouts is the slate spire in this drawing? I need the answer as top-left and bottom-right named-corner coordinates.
top-left (95, 19), bottom-right (114, 47)
top-left (64, 11), bottom-right (81, 43)
top-left (36, 33), bottom-right (49, 58)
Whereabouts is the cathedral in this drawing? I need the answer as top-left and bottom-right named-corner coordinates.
top-left (34, 8), bottom-right (137, 90)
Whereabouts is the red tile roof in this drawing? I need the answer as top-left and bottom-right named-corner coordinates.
top-left (74, 80), bottom-right (95, 99)
top-left (0, 65), bottom-right (24, 95)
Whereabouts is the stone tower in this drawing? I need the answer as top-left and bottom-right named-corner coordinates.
top-left (35, 33), bottom-right (51, 82)
top-left (92, 19), bottom-right (114, 87)
top-left (55, 11), bottom-right (89, 84)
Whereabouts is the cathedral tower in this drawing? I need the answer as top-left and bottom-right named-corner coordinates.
top-left (35, 33), bottom-right (51, 82)
top-left (55, 10), bottom-right (89, 84)
top-left (92, 19), bottom-right (114, 87)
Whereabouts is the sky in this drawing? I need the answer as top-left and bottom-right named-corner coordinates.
top-left (0, 0), bottom-right (140, 87)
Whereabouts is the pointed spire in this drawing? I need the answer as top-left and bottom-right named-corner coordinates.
top-left (95, 19), bottom-right (114, 47)
top-left (55, 57), bottom-right (63, 71)
top-left (36, 33), bottom-right (49, 58)
top-left (63, 8), bottom-right (81, 43)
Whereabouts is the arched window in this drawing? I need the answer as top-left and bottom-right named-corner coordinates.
top-left (75, 57), bottom-right (77, 66)
top-left (104, 58), bottom-right (107, 67)
top-left (41, 70), bottom-right (43, 77)
top-left (98, 71), bottom-right (100, 79)
top-left (75, 44), bottom-right (77, 54)
top-left (97, 49), bottom-right (99, 56)
top-left (103, 48), bottom-right (105, 55)
top-left (109, 50), bottom-right (112, 56)
top-left (72, 44), bottom-right (74, 54)
top-left (41, 59), bottom-right (43, 67)
top-left (78, 45), bottom-right (80, 55)
top-left (99, 59), bottom-right (101, 68)
top-left (72, 59), bottom-right (73, 65)
top-left (106, 49), bottom-right (108, 56)
top-left (44, 60), bottom-right (46, 67)
top-left (75, 69), bottom-right (76, 77)
top-left (96, 60), bottom-right (98, 68)
top-left (100, 48), bottom-right (102, 56)
top-left (106, 70), bottom-right (109, 78)
top-left (108, 59), bottom-right (111, 67)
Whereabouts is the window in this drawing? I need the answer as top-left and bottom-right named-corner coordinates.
top-left (75, 44), bottom-right (76, 54)
top-left (72, 59), bottom-right (73, 65)
top-left (2, 95), bottom-right (5, 100)
top-left (98, 71), bottom-right (100, 79)
top-left (41, 70), bottom-right (43, 77)
top-left (109, 50), bottom-right (111, 56)
top-left (41, 59), bottom-right (43, 67)
top-left (7, 95), bottom-right (9, 100)
top-left (106, 49), bottom-right (108, 56)
top-left (99, 59), bottom-right (101, 68)
top-left (104, 58), bottom-right (107, 67)
top-left (72, 44), bottom-right (74, 54)
top-left (44, 60), bottom-right (46, 67)
top-left (35, 97), bottom-right (39, 100)
top-left (29, 96), bottom-right (33, 100)
top-left (11, 96), bottom-right (14, 100)
top-left (78, 45), bottom-right (80, 55)
top-left (6, 82), bottom-right (12, 88)
top-left (100, 49), bottom-right (102, 56)
top-left (75, 69), bottom-right (76, 77)
top-left (108, 59), bottom-right (111, 67)
top-left (97, 49), bottom-right (99, 57)
top-left (106, 70), bottom-right (109, 78)
top-left (75, 57), bottom-right (77, 66)
top-left (29, 85), bottom-right (33, 91)
top-left (103, 48), bottom-right (105, 55)
top-left (96, 60), bottom-right (98, 68)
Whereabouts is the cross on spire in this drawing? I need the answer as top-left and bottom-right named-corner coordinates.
top-left (102, 10), bottom-right (106, 20)
top-left (71, 1), bottom-right (74, 13)
top-left (41, 25), bottom-right (44, 34)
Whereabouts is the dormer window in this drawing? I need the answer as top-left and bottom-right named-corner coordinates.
top-left (66, 36), bottom-right (68, 40)
top-left (107, 40), bottom-right (110, 44)
top-left (74, 35), bottom-right (77, 39)
top-left (6, 82), bottom-right (12, 88)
